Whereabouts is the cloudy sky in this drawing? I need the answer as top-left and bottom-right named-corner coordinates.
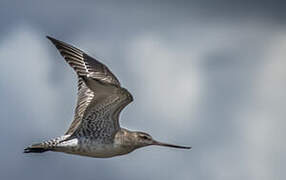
top-left (0, 0), bottom-right (285, 180)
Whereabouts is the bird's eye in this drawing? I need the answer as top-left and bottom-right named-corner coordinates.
top-left (142, 136), bottom-right (149, 140)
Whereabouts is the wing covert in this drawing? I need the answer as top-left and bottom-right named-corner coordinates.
top-left (71, 82), bottom-right (133, 142)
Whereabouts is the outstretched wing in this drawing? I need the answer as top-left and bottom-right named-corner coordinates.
top-left (73, 77), bottom-right (133, 143)
top-left (47, 36), bottom-right (132, 136)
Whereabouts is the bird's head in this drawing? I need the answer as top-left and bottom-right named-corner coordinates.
top-left (133, 131), bottom-right (191, 150)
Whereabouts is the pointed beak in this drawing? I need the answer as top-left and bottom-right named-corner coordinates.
top-left (152, 140), bottom-right (191, 149)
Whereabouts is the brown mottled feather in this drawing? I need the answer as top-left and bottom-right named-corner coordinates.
top-left (46, 36), bottom-right (131, 137)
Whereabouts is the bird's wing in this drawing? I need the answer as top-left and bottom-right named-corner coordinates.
top-left (72, 77), bottom-right (133, 142)
top-left (47, 36), bottom-right (132, 137)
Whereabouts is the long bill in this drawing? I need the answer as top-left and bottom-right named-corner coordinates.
top-left (153, 141), bottom-right (191, 149)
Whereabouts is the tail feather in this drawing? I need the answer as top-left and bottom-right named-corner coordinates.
top-left (24, 147), bottom-right (49, 153)
top-left (24, 135), bottom-right (69, 154)
top-left (24, 143), bottom-right (50, 153)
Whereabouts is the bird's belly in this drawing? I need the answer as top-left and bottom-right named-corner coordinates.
top-left (56, 138), bottom-right (132, 158)
top-left (77, 144), bottom-right (126, 158)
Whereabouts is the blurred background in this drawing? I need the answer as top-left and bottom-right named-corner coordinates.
top-left (0, 0), bottom-right (285, 180)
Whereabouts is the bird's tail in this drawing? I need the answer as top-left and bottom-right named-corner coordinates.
top-left (24, 135), bottom-right (69, 153)
top-left (24, 143), bottom-right (50, 153)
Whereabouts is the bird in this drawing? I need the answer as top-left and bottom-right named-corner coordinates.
top-left (24, 36), bottom-right (191, 158)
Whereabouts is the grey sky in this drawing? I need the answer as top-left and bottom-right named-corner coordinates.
top-left (0, 1), bottom-right (285, 180)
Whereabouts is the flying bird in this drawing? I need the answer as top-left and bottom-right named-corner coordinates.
top-left (24, 36), bottom-right (191, 158)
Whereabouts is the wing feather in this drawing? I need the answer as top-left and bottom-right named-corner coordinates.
top-left (47, 36), bottom-right (131, 136)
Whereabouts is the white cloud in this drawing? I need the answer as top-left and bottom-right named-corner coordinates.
top-left (0, 24), bottom-right (68, 134)
top-left (127, 34), bottom-right (202, 132)
top-left (240, 33), bottom-right (286, 180)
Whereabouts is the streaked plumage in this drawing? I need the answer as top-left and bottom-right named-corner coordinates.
top-left (24, 36), bottom-right (191, 158)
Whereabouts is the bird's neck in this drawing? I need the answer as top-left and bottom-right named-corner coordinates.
top-left (114, 128), bottom-right (139, 150)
